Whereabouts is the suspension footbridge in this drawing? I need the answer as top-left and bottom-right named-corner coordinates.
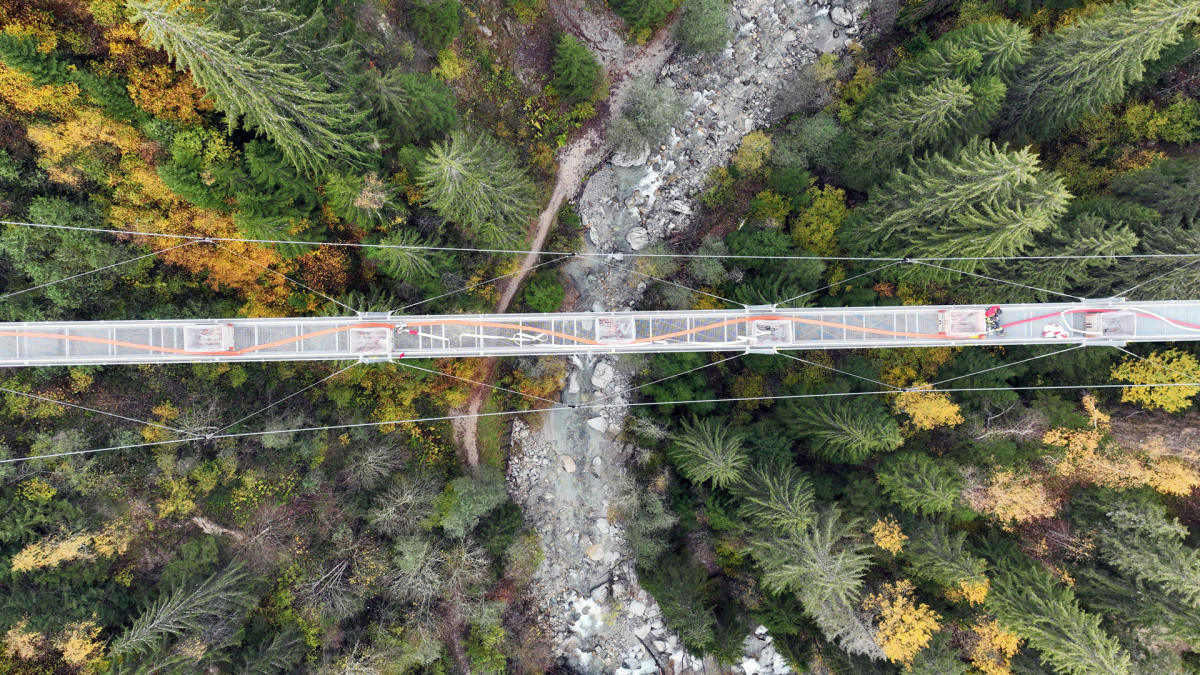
top-left (0, 300), bottom-right (1197, 367)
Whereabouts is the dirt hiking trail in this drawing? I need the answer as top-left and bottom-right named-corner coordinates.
top-left (452, 6), bottom-right (678, 465)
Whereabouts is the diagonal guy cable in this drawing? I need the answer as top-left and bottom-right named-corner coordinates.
top-left (19, 381), bottom-right (1200, 465)
top-left (212, 242), bottom-right (361, 315)
top-left (1113, 346), bottom-right (1198, 382)
top-left (1111, 257), bottom-right (1200, 299)
top-left (929, 344), bottom-right (1088, 387)
top-left (775, 351), bottom-right (903, 391)
top-left (776, 260), bottom-right (904, 309)
top-left (399, 254), bottom-right (570, 313)
top-left (0, 386), bottom-right (189, 433)
top-left (910, 260), bottom-right (1085, 302)
top-left (395, 361), bottom-right (567, 409)
top-left (590, 352), bottom-right (745, 406)
top-left (596, 258), bottom-right (746, 308)
top-left (0, 240), bottom-right (198, 303)
top-left (213, 361), bottom-right (360, 434)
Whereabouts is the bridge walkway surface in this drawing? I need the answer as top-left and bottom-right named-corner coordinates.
top-left (0, 300), bottom-right (1197, 367)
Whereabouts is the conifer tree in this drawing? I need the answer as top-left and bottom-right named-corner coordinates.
top-left (418, 130), bottom-right (539, 248)
top-left (670, 416), bottom-right (749, 488)
top-left (1097, 500), bottom-right (1200, 608)
top-left (904, 521), bottom-right (989, 600)
top-left (109, 563), bottom-right (253, 659)
top-left (876, 21), bottom-right (1032, 95)
top-left (677, 0), bottom-right (733, 54)
top-left (754, 507), bottom-right (883, 659)
top-left (987, 559), bottom-right (1132, 675)
top-left (844, 77), bottom-right (1003, 188)
top-left (783, 397), bottom-right (904, 463)
top-left (732, 461), bottom-right (816, 535)
top-left (998, 0), bottom-right (1200, 140)
top-left (877, 453), bottom-right (962, 517)
top-left (843, 139), bottom-right (1072, 279)
top-left (129, 0), bottom-right (373, 175)
top-left (371, 68), bottom-right (459, 144)
top-left (552, 35), bottom-right (602, 105)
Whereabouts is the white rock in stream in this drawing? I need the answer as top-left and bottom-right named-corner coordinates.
top-left (586, 416), bottom-right (609, 431)
top-left (831, 5), bottom-right (853, 25)
top-left (591, 362), bottom-right (615, 389)
top-left (626, 227), bottom-right (650, 250)
top-left (560, 455), bottom-right (577, 473)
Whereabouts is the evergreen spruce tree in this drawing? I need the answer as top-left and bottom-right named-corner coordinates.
top-left (669, 416), bottom-right (749, 488)
top-left (968, 201), bottom-right (1141, 302)
top-left (1075, 567), bottom-right (1200, 646)
top-left (876, 21), bottom-right (1032, 95)
top-left (129, 0), bottom-right (373, 175)
top-left (552, 35), bottom-right (603, 105)
top-left (418, 130), bottom-right (539, 248)
top-left (732, 461), bottom-right (816, 535)
top-left (783, 397), bottom-right (903, 463)
top-left (904, 521), bottom-right (988, 593)
top-left (1097, 500), bottom-right (1200, 608)
top-left (754, 507), bottom-right (884, 659)
top-left (998, 0), bottom-right (1200, 140)
top-left (677, 0), bottom-right (733, 54)
top-left (878, 453), bottom-right (962, 516)
top-left (371, 69), bottom-right (459, 144)
top-left (844, 78), bottom-right (997, 189)
top-left (987, 559), bottom-right (1132, 675)
top-left (109, 564), bottom-right (253, 659)
top-left (843, 139), bottom-right (1072, 279)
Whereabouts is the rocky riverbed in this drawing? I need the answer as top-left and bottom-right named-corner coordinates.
top-left (505, 0), bottom-right (872, 670)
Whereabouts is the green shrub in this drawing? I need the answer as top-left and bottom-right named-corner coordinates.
top-left (552, 34), bottom-right (602, 105)
top-left (610, 0), bottom-right (676, 36)
top-left (677, 0), bottom-right (732, 54)
top-left (411, 0), bottom-right (460, 52)
top-left (433, 468), bottom-right (508, 538)
top-left (609, 75), bottom-right (684, 155)
top-left (521, 271), bottom-right (565, 312)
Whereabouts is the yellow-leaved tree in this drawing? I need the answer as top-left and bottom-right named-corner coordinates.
top-left (871, 516), bottom-right (908, 555)
top-left (969, 618), bottom-right (1022, 675)
top-left (1111, 349), bottom-right (1200, 412)
top-left (863, 580), bottom-right (941, 666)
top-left (894, 383), bottom-right (964, 431)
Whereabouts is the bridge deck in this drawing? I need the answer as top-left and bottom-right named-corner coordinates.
top-left (0, 301), bottom-right (1196, 366)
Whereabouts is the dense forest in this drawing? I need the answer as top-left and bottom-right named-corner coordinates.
top-left (0, 0), bottom-right (1198, 673)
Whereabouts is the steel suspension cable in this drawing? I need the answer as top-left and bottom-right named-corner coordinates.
top-left (595, 258), bottom-right (746, 308)
top-left (775, 351), bottom-right (903, 391)
top-left (14, 379), bottom-right (1200, 465)
top-left (395, 361), bottom-right (567, 409)
top-left (213, 243), bottom-right (362, 314)
top-left (590, 353), bottom-right (745, 406)
top-left (15, 218), bottom-right (1200, 263)
top-left (775, 260), bottom-right (904, 308)
top-left (1111, 257), bottom-right (1200, 298)
top-left (928, 344), bottom-right (1088, 387)
top-left (0, 240), bottom-right (198, 303)
top-left (398, 254), bottom-right (571, 313)
top-left (213, 361), bottom-right (360, 434)
top-left (909, 260), bottom-right (1086, 302)
top-left (0, 386), bottom-right (190, 434)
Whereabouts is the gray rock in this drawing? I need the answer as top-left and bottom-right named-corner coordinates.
top-left (560, 455), bottom-right (577, 473)
top-left (626, 227), bottom-right (650, 250)
top-left (591, 585), bottom-right (609, 602)
top-left (831, 5), bottom-right (854, 25)
top-left (591, 362), bottom-right (615, 389)
top-left (612, 146), bottom-right (651, 167)
top-left (586, 417), bottom-right (609, 431)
